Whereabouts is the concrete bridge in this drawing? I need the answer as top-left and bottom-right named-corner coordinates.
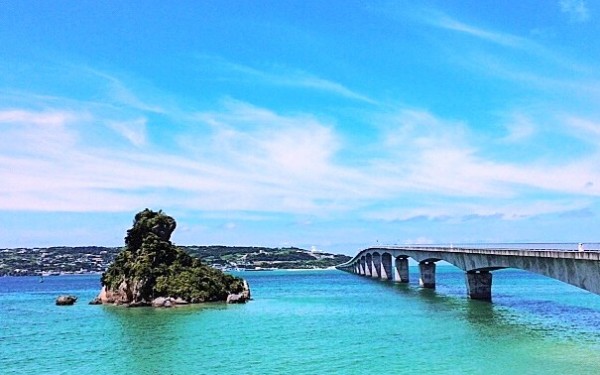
top-left (336, 246), bottom-right (600, 301)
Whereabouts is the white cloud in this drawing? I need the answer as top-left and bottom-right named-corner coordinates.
top-left (2, 97), bottom-right (599, 226)
top-left (370, 109), bottom-right (506, 197)
top-left (0, 103), bottom-right (368, 214)
top-left (366, 198), bottom-right (592, 223)
top-left (0, 109), bottom-right (81, 156)
top-left (501, 113), bottom-right (536, 142)
top-left (560, 0), bottom-right (590, 23)
top-left (193, 100), bottom-right (362, 187)
top-left (369, 108), bottom-right (600, 200)
top-left (0, 109), bottom-right (74, 126)
top-left (107, 118), bottom-right (148, 147)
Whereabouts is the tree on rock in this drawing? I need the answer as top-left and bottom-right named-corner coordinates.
top-left (96, 209), bottom-right (246, 306)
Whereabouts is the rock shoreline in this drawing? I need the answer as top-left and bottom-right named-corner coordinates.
top-left (89, 279), bottom-right (251, 307)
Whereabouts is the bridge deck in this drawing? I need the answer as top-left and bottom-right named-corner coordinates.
top-left (338, 246), bottom-right (600, 268)
top-left (337, 245), bottom-right (600, 299)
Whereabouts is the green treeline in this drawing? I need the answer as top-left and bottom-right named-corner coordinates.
top-left (1, 241), bottom-right (351, 276)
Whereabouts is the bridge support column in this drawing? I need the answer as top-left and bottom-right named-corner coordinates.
top-left (394, 257), bottom-right (409, 283)
top-left (372, 253), bottom-right (381, 278)
top-left (419, 262), bottom-right (436, 289)
top-left (465, 271), bottom-right (492, 301)
top-left (381, 253), bottom-right (392, 280)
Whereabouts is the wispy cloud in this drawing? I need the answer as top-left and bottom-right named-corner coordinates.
top-left (500, 113), bottom-right (537, 143)
top-left (430, 14), bottom-right (526, 48)
top-left (4, 100), bottom-right (599, 220)
top-left (366, 198), bottom-right (593, 223)
top-left (420, 10), bottom-right (593, 78)
top-left (0, 109), bottom-right (76, 126)
top-left (196, 55), bottom-right (377, 104)
top-left (564, 115), bottom-right (600, 140)
top-left (0, 109), bottom-right (82, 156)
top-left (107, 118), bottom-right (148, 147)
top-left (560, 0), bottom-right (590, 23)
top-left (190, 100), bottom-right (370, 203)
top-left (369, 108), bottom-right (600, 201)
top-left (0, 101), bottom-right (369, 215)
top-left (83, 67), bottom-right (166, 114)
top-left (458, 52), bottom-right (598, 94)
top-left (2, 72), bottom-right (600, 225)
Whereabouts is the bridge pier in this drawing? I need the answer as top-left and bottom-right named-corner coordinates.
top-left (359, 257), bottom-right (366, 276)
top-left (465, 271), bottom-right (492, 301)
top-left (339, 245), bottom-right (600, 301)
top-left (394, 257), bottom-right (409, 283)
top-left (419, 262), bottom-right (436, 288)
top-left (365, 254), bottom-right (372, 277)
top-left (372, 253), bottom-right (381, 278)
top-left (381, 253), bottom-right (392, 280)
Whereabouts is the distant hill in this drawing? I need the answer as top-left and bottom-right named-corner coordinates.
top-left (183, 245), bottom-right (352, 270)
top-left (0, 245), bottom-right (351, 276)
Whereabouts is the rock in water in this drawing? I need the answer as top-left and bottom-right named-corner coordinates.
top-left (227, 280), bottom-right (252, 304)
top-left (91, 209), bottom-right (248, 307)
top-left (151, 297), bottom-right (167, 307)
top-left (56, 295), bottom-right (77, 306)
top-left (226, 293), bottom-right (247, 304)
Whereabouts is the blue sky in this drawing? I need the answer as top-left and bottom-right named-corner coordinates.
top-left (1, 1), bottom-right (600, 254)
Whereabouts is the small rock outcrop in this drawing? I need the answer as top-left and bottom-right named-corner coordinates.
top-left (227, 280), bottom-right (252, 304)
top-left (91, 209), bottom-right (248, 307)
top-left (56, 295), bottom-right (77, 306)
top-left (150, 297), bottom-right (190, 308)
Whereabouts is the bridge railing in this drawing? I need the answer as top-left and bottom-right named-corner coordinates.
top-left (336, 243), bottom-right (600, 268)
top-left (373, 242), bottom-right (600, 252)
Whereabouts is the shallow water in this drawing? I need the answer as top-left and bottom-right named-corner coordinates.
top-left (2, 267), bottom-right (600, 374)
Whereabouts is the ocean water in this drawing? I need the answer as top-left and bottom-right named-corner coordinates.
top-left (2, 267), bottom-right (600, 375)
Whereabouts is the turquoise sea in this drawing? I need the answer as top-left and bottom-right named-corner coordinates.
top-left (2, 267), bottom-right (600, 374)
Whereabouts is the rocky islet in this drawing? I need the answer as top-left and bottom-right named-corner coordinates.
top-left (90, 209), bottom-right (250, 307)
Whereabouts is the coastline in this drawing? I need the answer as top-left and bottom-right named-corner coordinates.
top-left (2, 267), bottom-right (340, 277)
top-left (1, 245), bottom-right (351, 276)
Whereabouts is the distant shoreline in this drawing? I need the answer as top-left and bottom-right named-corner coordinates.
top-left (1, 267), bottom-right (340, 278)
top-left (1, 246), bottom-right (351, 277)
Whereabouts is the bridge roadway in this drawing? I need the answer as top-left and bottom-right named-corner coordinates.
top-left (336, 246), bottom-right (600, 301)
